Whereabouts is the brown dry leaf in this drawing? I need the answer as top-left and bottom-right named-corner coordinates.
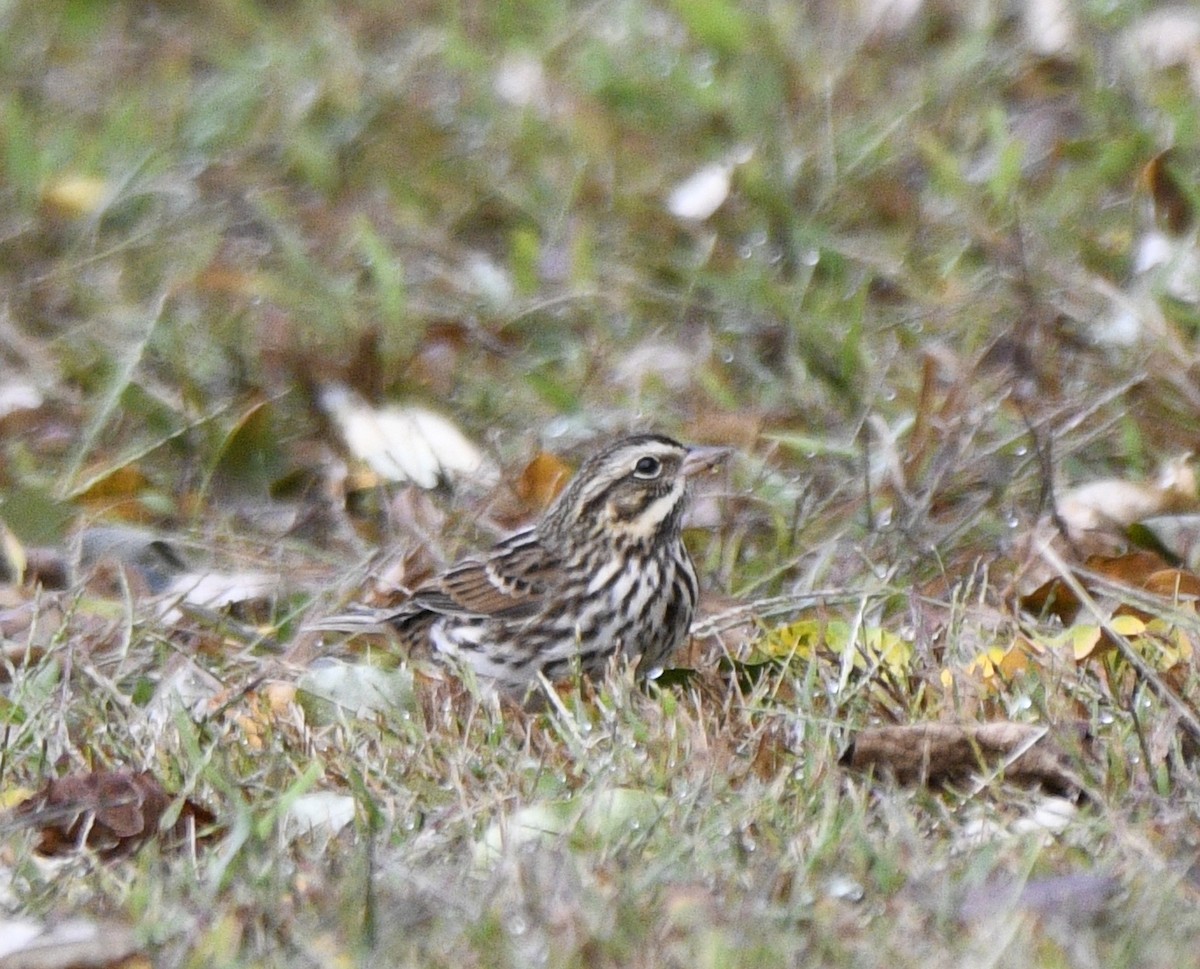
top-left (840, 721), bottom-right (1087, 796)
top-left (225, 681), bottom-right (306, 751)
top-left (22, 547), bottom-right (71, 589)
top-left (750, 722), bottom-right (791, 782)
top-left (74, 464), bottom-right (156, 518)
top-left (1141, 567), bottom-right (1200, 600)
top-left (9, 769), bottom-right (216, 860)
top-left (1144, 149), bottom-right (1196, 237)
top-left (515, 451), bottom-right (573, 511)
top-left (1020, 550), bottom-right (1182, 623)
top-left (405, 320), bottom-right (472, 398)
top-left (262, 681), bottom-right (298, 715)
top-left (192, 265), bottom-right (267, 298)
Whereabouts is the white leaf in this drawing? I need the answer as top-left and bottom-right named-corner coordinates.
top-left (296, 658), bottom-right (417, 721)
top-left (141, 659), bottom-right (223, 733)
top-left (164, 570), bottom-right (282, 609)
top-left (1024, 0), bottom-right (1077, 57)
top-left (0, 382), bottom-right (42, 419)
top-left (474, 787), bottom-right (665, 866)
top-left (666, 147), bottom-right (755, 221)
top-left (1125, 8), bottom-right (1200, 88)
top-left (1057, 456), bottom-right (1198, 537)
top-left (466, 254), bottom-right (514, 307)
top-left (0, 917), bottom-right (137, 963)
top-left (285, 791), bottom-right (357, 839)
top-left (667, 163), bottom-right (733, 221)
top-left (320, 385), bottom-right (497, 489)
top-left (494, 54), bottom-right (548, 108)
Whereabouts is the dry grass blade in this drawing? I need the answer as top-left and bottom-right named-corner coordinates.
top-left (689, 591), bottom-right (864, 637)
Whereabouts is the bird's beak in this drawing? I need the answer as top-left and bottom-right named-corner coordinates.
top-left (681, 445), bottom-right (732, 477)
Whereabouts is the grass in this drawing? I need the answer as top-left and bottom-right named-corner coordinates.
top-left (3, 0), bottom-right (1200, 965)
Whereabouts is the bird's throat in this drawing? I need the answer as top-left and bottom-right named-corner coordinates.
top-left (605, 480), bottom-right (684, 541)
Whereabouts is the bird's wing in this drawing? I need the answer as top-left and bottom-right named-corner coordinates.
top-left (409, 528), bottom-right (559, 620)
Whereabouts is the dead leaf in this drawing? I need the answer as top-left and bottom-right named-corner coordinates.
top-left (947, 637), bottom-right (1042, 694)
top-left (666, 147), bottom-right (754, 221)
top-left (405, 320), bottom-right (473, 398)
top-left (162, 570), bottom-right (285, 612)
top-left (753, 616), bottom-right (913, 678)
top-left (0, 915), bottom-right (144, 969)
top-left (1145, 149), bottom-right (1196, 236)
top-left (9, 770), bottom-right (216, 860)
top-left (1133, 514), bottom-right (1200, 570)
top-left (319, 385), bottom-right (498, 490)
top-left (74, 464), bottom-right (156, 519)
top-left (1125, 8), bottom-right (1200, 96)
top-left (0, 597), bottom-right (116, 674)
top-left (840, 721), bottom-right (1088, 796)
top-left (750, 722), bottom-right (791, 782)
top-left (0, 522), bottom-right (26, 585)
top-left (515, 452), bottom-right (572, 511)
top-left (22, 547), bottom-right (71, 589)
top-left (1056, 456), bottom-right (1198, 540)
top-left (1022, 0), bottom-right (1078, 58)
top-left (40, 174), bottom-right (110, 219)
top-left (1141, 567), bottom-right (1200, 600)
top-left (1020, 550), bottom-right (1181, 623)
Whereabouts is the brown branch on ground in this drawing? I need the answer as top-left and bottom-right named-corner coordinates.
top-left (840, 721), bottom-right (1090, 797)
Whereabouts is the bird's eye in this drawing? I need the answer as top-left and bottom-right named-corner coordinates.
top-left (633, 456), bottom-right (662, 478)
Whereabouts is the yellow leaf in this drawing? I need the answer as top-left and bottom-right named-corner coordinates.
top-left (0, 786), bottom-right (35, 810)
top-left (1109, 614), bottom-right (1146, 636)
top-left (1133, 617), bottom-right (1195, 671)
top-left (956, 638), bottom-right (1040, 691)
top-left (0, 521), bottom-right (26, 584)
top-left (755, 618), bottom-right (913, 676)
top-left (997, 643), bottom-right (1032, 678)
top-left (41, 175), bottom-right (109, 217)
top-left (1068, 625), bottom-right (1104, 662)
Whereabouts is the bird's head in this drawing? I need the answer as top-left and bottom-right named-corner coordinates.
top-left (545, 434), bottom-right (729, 546)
